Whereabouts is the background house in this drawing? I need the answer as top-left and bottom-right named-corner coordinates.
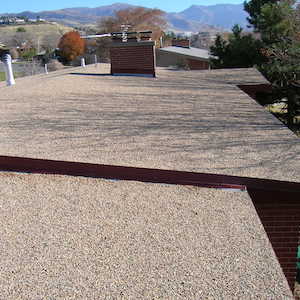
top-left (156, 38), bottom-right (210, 70)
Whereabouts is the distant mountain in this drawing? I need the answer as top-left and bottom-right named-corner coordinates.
top-left (12, 3), bottom-right (135, 27)
top-left (5, 2), bottom-right (248, 32)
top-left (179, 4), bottom-right (248, 30)
top-left (166, 13), bottom-right (223, 33)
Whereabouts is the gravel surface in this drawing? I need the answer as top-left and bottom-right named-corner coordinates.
top-left (0, 65), bottom-right (296, 298)
top-left (0, 172), bottom-right (293, 299)
top-left (0, 65), bottom-right (299, 182)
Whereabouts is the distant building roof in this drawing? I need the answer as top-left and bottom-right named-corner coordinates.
top-left (158, 46), bottom-right (210, 61)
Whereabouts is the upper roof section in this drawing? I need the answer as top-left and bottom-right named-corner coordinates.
top-left (0, 65), bottom-right (298, 183)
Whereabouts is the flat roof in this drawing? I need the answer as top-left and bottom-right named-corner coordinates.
top-left (0, 65), bottom-right (298, 182)
top-left (0, 172), bottom-right (292, 299)
top-left (0, 65), bottom-right (298, 298)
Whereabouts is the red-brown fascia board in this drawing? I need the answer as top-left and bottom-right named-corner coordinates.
top-left (0, 155), bottom-right (299, 194)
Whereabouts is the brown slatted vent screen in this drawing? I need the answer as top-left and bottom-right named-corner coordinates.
top-left (110, 41), bottom-right (156, 77)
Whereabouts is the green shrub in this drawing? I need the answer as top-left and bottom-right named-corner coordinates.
top-left (21, 48), bottom-right (37, 60)
top-left (16, 27), bottom-right (26, 32)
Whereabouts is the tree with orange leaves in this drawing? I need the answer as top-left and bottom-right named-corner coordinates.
top-left (58, 31), bottom-right (85, 64)
top-left (98, 7), bottom-right (166, 43)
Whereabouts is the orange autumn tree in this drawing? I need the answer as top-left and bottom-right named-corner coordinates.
top-left (98, 7), bottom-right (166, 43)
top-left (58, 31), bottom-right (85, 64)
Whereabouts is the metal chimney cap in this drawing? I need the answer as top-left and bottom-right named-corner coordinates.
top-left (111, 31), bottom-right (138, 35)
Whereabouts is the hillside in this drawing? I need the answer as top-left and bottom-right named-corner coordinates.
top-left (0, 23), bottom-right (72, 35)
top-left (12, 3), bottom-right (135, 27)
top-left (4, 2), bottom-right (248, 33)
top-left (0, 23), bottom-right (73, 48)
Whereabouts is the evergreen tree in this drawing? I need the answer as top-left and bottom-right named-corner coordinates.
top-left (243, 0), bottom-right (300, 126)
top-left (256, 1), bottom-right (296, 44)
top-left (210, 25), bottom-right (264, 69)
top-left (210, 35), bottom-right (227, 68)
top-left (244, 0), bottom-right (280, 30)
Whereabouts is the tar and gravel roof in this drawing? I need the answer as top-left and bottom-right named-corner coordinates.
top-left (0, 64), bottom-right (299, 182)
top-left (0, 64), bottom-right (298, 298)
top-left (0, 172), bottom-right (294, 299)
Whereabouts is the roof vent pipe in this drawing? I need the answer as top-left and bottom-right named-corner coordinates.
top-left (1, 53), bottom-right (15, 86)
top-left (81, 57), bottom-right (86, 68)
top-left (121, 24), bottom-right (131, 42)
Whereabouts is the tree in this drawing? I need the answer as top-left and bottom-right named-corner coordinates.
top-left (244, 0), bottom-right (300, 127)
top-left (21, 48), bottom-right (37, 60)
top-left (57, 31), bottom-right (85, 64)
top-left (11, 31), bottom-right (35, 48)
top-left (258, 3), bottom-right (300, 125)
top-left (9, 48), bottom-right (19, 59)
top-left (210, 25), bottom-right (264, 69)
top-left (95, 7), bottom-right (166, 61)
top-left (255, 0), bottom-right (296, 44)
top-left (209, 35), bottom-right (228, 68)
top-left (97, 7), bottom-right (166, 42)
top-left (260, 38), bottom-right (300, 88)
top-left (260, 37), bottom-right (300, 126)
top-left (244, 0), bottom-right (280, 30)
top-left (42, 33), bottom-right (62, 53)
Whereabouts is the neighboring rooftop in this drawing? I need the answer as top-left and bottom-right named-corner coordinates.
top-left (0, 65), bottom-right (299, 182)
top-left (158, 46), bottom-right (210, 61)
top-left (0, 172), bottom-right (293, 299)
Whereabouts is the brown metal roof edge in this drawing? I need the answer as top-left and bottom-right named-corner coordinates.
top-left (0, 155), bottom-right (299, 193)
top-left (0, 155), bottom-right (245, 190)
top-left (0, 156), bottom-right (300, 193)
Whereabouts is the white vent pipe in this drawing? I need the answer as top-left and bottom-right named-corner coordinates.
top-left (1, 54), bottom-right (15, 86)
top-left (81, 34), bottom-right (111, 39)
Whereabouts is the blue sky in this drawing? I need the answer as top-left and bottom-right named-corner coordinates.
top-left (1, 0), bottom-right (244, 14)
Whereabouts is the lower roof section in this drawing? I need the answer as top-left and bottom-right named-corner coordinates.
top-left (0, 172), bottom-right (292, 299)
top-left (0, 65), bottom-right (299, 183)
